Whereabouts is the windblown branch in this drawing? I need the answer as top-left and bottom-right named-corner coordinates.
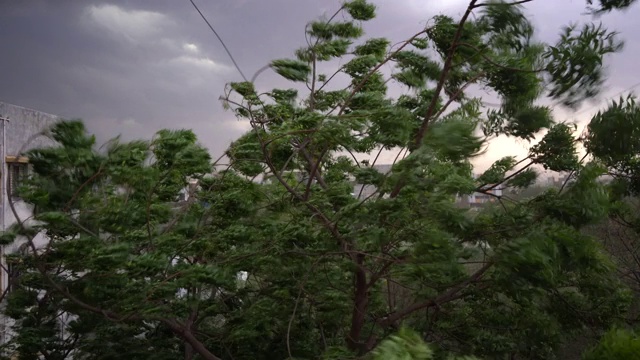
top-left (378, 262), bottom-right (493, 326)
top-left (412, 0), bottom-right (479, 150)
top-left (334, 29), bottom-right (430, 116)
top-left (390, 0), bottom-right (480, 198)
top-left (457, 42), bottom-right (545, 73)
top-left (473, 0), bottom-right (535, 7)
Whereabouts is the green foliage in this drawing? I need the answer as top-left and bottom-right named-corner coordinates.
top-left (393, 51), bottom-right (442, 88)
top-left (226, 130), bottom-right (266, 177)
top-left (344, 0), bottom-right (376, 21)
top-left (3, 120), bottom-right (218, 359)
top-left (582, 328), bottom-right (640, 359)
top-left (479, 0), bottom-right (533, 51)
top-left (4, 1), bottom-right (639, 359)
top-left (271, 59), bottom-right (311, 82)
top-left (530, 123), bottom-right (580, 171)
top-left (507, 168), bottom-right (538, 188)
top-left (587, 96), bottom-right (640, 170)
top-left (545, 23), bottom-right (623, 108)
top-left (586, 0), bottom-right (637, 14)
top-left (230, 81), bottom-right (256, 98)
top-left (478, 157), bottom-right (516, 184)
top-left (484, 106), bottom-right (554, 140)
top-left (423, 116), bottom-right (484, 163)
top-left (534, 163), bottom-right (610, 227)
top-left (370, 328), bottom-right (434, 360)
top-left (354, 38), bottom-right (390, 60)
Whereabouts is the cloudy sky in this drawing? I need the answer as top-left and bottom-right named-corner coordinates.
top-left (0, 0), bottom-right (639, 171)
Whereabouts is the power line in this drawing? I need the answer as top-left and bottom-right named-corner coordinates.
top-left (188, 0), bottom-right (248, 82)
top-left (483, 81), bottom-right (640, 114)
top-left (571, 80), bottom-right (640, 117)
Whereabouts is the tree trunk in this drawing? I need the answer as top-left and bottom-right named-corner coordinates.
top-left (347, 254), bottom-right (369, 353)
top-left (184, 343), bottom-right (194, 360)
top-left (162, 319), bottom-right (222, 360)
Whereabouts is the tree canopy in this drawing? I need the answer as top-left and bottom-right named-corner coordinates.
top-left (2, 0), bottom-right (640, 359)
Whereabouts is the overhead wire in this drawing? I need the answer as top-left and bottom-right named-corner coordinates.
top-left (188, 0), bottom-right (248, 82)
top-left (482, 81), bottom-right (640, 114)
top-left (188, 0), bottom-right (640, 113)
top-left (571, 80), bottom-right (640, 117)
top-left (188, 0), bottom-right (640, 123)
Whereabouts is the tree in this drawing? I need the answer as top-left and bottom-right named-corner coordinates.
top-left (584, 96), bottom-right (640, 328)
top-left (2, 0), bottom-right (639, 359)
top-left (1, 122), bottom-right (213, 359)
top-left (370, 327), bottom-right (479, 360)
top-left (221, 0), bottom-right (634, 357)
top-left (582, 327), bottom-right (640, 360)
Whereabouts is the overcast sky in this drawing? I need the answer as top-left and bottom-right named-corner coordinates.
top-left (1, 0), bottom-right (639, 171)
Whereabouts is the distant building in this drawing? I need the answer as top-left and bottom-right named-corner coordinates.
top-left (350, 165), bottom-right (504, 207)
top-left (352, 164), bottom-right (391, 200)
top-left (547, 175), bottom-right (569, 188)
top-left (263, 163), bottom-right (504, 208)
top-left (454, 178), bottom-right (504, 209)
top-left (458, 185), bottom-right (504, 208)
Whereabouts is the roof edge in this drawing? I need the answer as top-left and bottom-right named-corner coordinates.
top-left (0, 101), bottom-right (61, 119)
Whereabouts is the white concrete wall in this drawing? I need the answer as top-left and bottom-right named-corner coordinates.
top-left (0, 102), bottom-right (59, 344)
top-left (0, 102), bottom-right (58, 291)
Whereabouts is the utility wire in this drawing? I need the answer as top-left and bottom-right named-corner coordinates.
top-left (571, 80), bottom-right (640, 117)
top-left (483, 81), bottom-right (640, 114)
top-left (188, 0), bottom-right (248, 82)
top-left (571, 81), bottom-right (640, 140)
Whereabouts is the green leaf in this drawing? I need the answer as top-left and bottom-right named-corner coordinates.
top-left (478, 156), bottom-right (517, 184)
top-left (545, 23), bottom-right (623, 108)
top-left (583, 327), bottom-right (640, 359)
top-left (507, 168), bottom-right (538, 188)
top-left (271, 59), bottom-right (311, 82)
top-left (354, 38), bottom-right (390, 61)
top-left (230, 81), bottom-right (256, 98)
top-left (530, 123), bottom-right (580, 171)
top-left (344, 0), bottom-right (376, 21)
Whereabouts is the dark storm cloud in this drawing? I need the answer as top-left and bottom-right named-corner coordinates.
top-left (0, 0), bottom-right (340, 154)
top-left (0, 0), bottom-right (639, 161)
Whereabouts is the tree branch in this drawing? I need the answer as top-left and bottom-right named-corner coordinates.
top-left (334, 29), bottom-right (429, 116)
top-left (162, 319), bottom-right (222, 360)
top-left (473, 0), bottom-right (534, 8)
top-left (457, 42), bottom-right (545, 73)
top-left (412, 0), bottom-right (479, 149)
top-left (378, 262), bottom-right (493, 327)
top-left (390, 0), bottom-right (479, 198)
top-left (432, 72), bottom-right (487, 121)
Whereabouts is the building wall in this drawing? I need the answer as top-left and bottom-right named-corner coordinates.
top-left (0, 102), bottom-right (60, 343)
top-left (465, 187), bottom-right (504, 206)
top-left (0, 102), bottom-right (59, 155)
top-left (352, 164), bottom-right (391, 200)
